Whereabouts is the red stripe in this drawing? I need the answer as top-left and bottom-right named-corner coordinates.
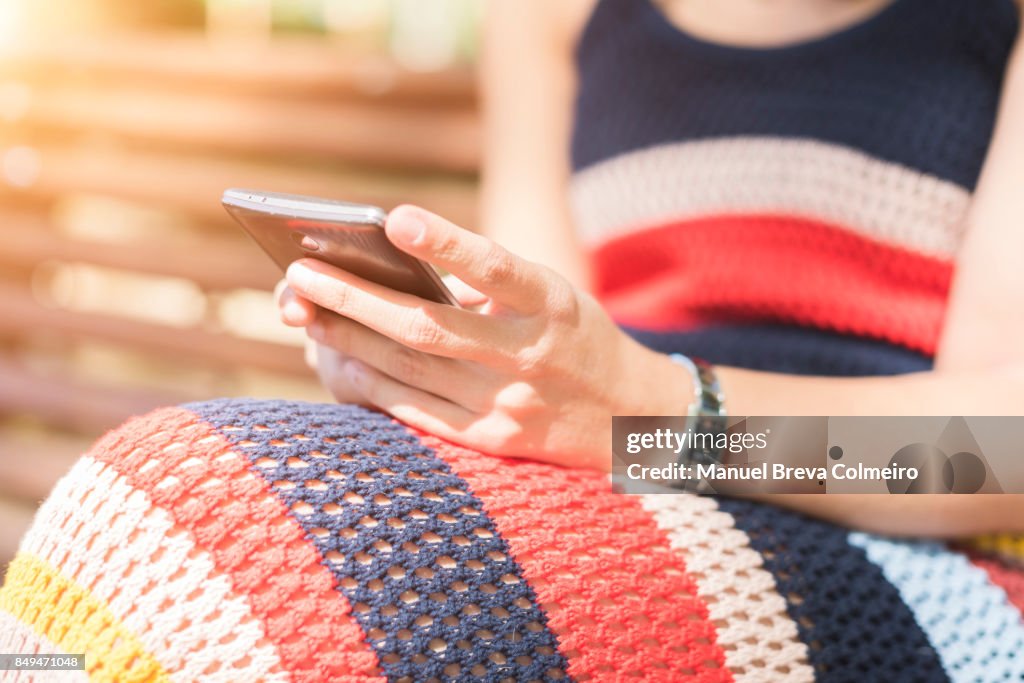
top-left (968, 553), bottom-right (1024, 615)
top-left (87, 407), bottom-right (382, 683)
top-left (592, 214), bottom-right (953, 355)
top-left (417, 432), bottom-right (733, 682)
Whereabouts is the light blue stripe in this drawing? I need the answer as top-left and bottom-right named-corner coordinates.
top-left (849, 532), bottom-right (1024, 683)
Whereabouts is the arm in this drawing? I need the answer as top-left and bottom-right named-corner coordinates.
top-left (477, 0), bottom-right (595, 291)
top-left (937, 27), bottom-right (1024, 370)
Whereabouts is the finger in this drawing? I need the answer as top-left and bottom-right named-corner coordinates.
top-left (286, 258), bottom-right (510, 361)
top-left (442, 274), bottom-right (489, 308)
top-left (308, 311), bottom-right (486, 411)
top-left (343, 358), bottom-right (478, 439)
top-left (385, 205), bottom-right (556, 313)
top-left (277, 282), bottom-right (317, 327)
top-left (304, 337), bottom-right (319, 371)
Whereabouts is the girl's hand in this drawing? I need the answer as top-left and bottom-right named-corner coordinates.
top-left (280, 205), bottom-right (692, 469)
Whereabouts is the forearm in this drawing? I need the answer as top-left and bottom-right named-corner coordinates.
top-left (745, 493), bottom-right (1024, 538)
top-left (634, 346), bottom-right (1024, 536)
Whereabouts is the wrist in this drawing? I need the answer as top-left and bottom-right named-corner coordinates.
top-left (616, 341), bottom-right (698, 416)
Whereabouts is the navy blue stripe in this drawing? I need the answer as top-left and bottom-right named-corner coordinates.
top-left (572, 0), bottom-right (1018, 189)
top-left (624, 324), bottom-right (933, 376)
top-left (187, 399), bottom-right (570, 682)
top-left (716, 499), bottom-right (950, 682)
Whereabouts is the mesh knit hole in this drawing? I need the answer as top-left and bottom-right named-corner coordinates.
top-left (398, 629), bottom-right (414, 641)
top-left (325, 469), bottom-right (345, 480)
top-left (291, 501), bottom-right (314, 515)
top-left (387, 517), bottom-right (405, 529)
top-left (436, 556), bottom-right (456, 569)
top-left (373, 494), bottom-right (392, 506)
top-left (358, 516), bottom-right (378, 528)
top-left (400, 591), bottom-right (420, 604)
top-left (340, 527), bottom-right (358, 539)
top-left (409, 509), bottom-right (428, 520)
top-left (415, 567), bottom-right (434, 580)
top-left (387, 566), bottom-right (406, 580)
top-left (382, 605), bottom-right (399, 617)
top-left (309, 527), bottom-right (329, 539)
top-left (462, 604), bottom-right (481, 616)
top-left (305, 479), bottom-right (328, 491)
top-left (368, 628), bottom-right (386, 641)
top-left (415, 615), bottom-right (433, 628)
top-left (438, 513), bottom-right (457, 524)
top-left (326, 551), bottom-right (345, 565)
top-left (355, 472), bottom-right (373, 483)
top-left (286, 457), bottom-right (308, 469)
top-left (422, 532), bottom-right (442, 544)
top-left (273, 480), bottom-right (296, 491)
top-left (344, 492), bottom-right (365, 505)
top-left (355, 552), bottom-right (373, 565)
top-left (453, 536), bottom-right (471, 547)
top-left (444, 486), bottom-right (468, 496)
top-left (374, 540), bottom-right (393, 553)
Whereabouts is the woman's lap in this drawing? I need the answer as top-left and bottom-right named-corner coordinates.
top-left (1, 398), bottom-right (1022, 682)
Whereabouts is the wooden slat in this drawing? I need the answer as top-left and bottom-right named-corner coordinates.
top-left (0, 496), bottom-right (35, 585)
top-left (0, 211), bottom-right (280, 292)
top-left (0, 285), bottom-right (311, 377)
top-left (14, 82), bottom-right (480, 172)
top-left (0, 431), bottom-right (87, 502)
top-left (0, 355), bottom-right (183, 433)
top-left (0, 32), bottom-right (477, 105)
top-left (2, 145), bottom-right (478, 228)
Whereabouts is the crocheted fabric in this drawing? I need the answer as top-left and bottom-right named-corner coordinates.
top-left (3, 398), bottom-right (1024, 682)
top-left (571, 0), bottom-right (1020, 374)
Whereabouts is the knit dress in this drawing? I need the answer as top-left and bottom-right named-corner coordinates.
top-left (2, 1), bottom-right (1024, 682)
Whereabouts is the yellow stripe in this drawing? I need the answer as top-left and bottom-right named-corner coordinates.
top-left (972, 534), bottom-right (1024, 562)
top-left (0, 553), bottom-right (171, 683)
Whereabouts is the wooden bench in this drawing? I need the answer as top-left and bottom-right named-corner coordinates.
top-left (0, 30), bottom-right (480, 573)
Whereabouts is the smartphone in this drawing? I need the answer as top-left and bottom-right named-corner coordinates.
top-left (222, 188), bottom-right (458, 306)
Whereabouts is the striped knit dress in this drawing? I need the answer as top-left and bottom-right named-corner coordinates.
top-left (572, 0), bottom-right (1019, 376)
top-left (2, 1), bottom-right (1024, 682)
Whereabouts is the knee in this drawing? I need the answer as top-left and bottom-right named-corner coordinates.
top-left (0, 398), bottom-right (571, 681)
top-left (0, 398), bottom-right (399, 681)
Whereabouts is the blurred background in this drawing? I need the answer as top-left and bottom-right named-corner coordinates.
top-left (0, 0), bottom-right (482, 576)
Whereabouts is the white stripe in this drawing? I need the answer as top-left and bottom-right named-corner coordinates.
top-left (570, 137), bottom-right (969, 258)
top-left (18, 457), bottom-right (288, 683)
top-left (642, 494), bottom-right (815, 683)
top-left (0, 609), bottom-right (89, 683)
top-left (849, 533), bottom-right (1024, 683)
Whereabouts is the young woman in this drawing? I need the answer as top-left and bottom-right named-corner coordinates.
top-left (4, 2), bottom-right (1023, 681)
top-left (282, 0), bottom-right (1024, 537)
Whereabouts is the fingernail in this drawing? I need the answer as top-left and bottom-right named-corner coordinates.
top-left (307, 320), bottom-right (323, 339)
top-left (287, 262), bottom-right (315, 290)
top-left (390, 213), bottom-right (427, 246)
